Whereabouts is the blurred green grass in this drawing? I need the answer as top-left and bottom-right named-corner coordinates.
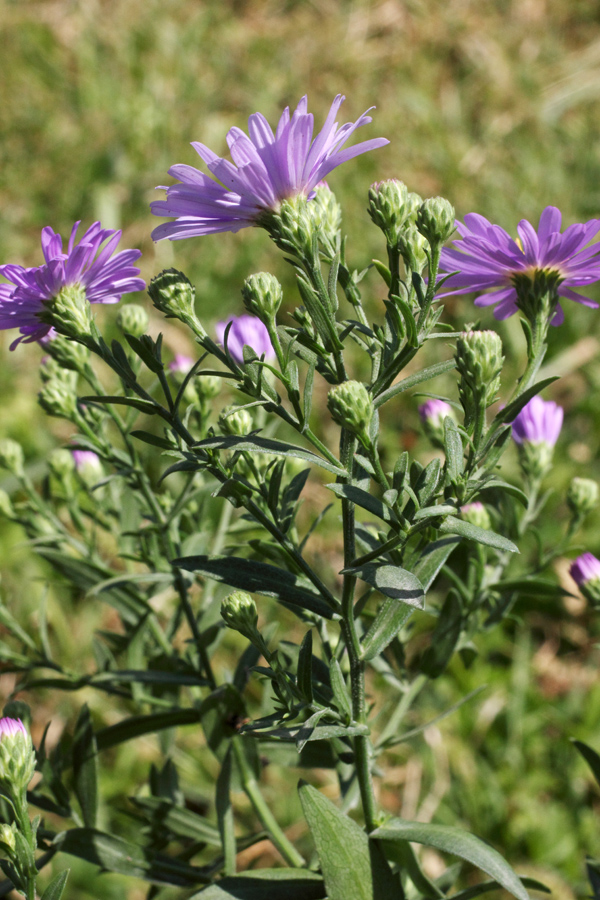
top-left (2, 0), bottom-right (600, 896)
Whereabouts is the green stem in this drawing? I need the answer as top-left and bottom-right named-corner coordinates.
top-left (231, 737), bottom-right (304, 867)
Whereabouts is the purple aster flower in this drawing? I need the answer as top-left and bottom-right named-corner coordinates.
top-left (0, 718), bottom-right (27, 741)
top-left (169, 354), bottom-right (194, 374)
top-left (0, 221), bottom-right (145, 349)
top-left (438, 207), bottom-right (600, 324)
top-left (570, 552), bottom-right (600, 588)
top-left (72, 449), bottom-right (100, 471)
top-left (511, 396), bottom-right (563, 446)
top-left (418, 398), bottom-right (453, 427)
top-left (151, 94), bottom-right (389, 241)
top-left (215, 314), bottom-right (275, 365)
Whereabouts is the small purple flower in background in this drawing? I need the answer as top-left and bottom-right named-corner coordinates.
top-left (0, 718), bottom-right (27, 741)
top-left (215, 314), bottom-right (275, 365)
top-left (72, 449), bottom-right (103, 486)
top-left (151, 94), bottom-right (388, 241)
top-left (0, 221), bottom-right (145, 349)
top-left (511, 395), bottom-right (563, 447)
top-left (460, 501), bottom-right (491, 530)
top-left (418, 398), bottom-right (453, 427)
top-left (438, 206), bottom-right (600, 324)
top-left (511, 395), bottom-right (563, 478)
top-left (169, 354), bottom-right (194, 375)
top-left (570, 552), bottom-right (600, 606)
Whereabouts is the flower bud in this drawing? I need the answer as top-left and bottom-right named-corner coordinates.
top-left (398, 225), bottom-right (429, 273)
top-left (197, 374), bottom-right (222, 400)
top-left (221, 590), bottom-right (259, 640)
top-left (72, 450), bottom-right (103, 486)
top-left (368, 180), bottom-right (410, 240)
top-left (0, 490), bottom-right (15, 520)
top-left (327, 381), bottom-right (374, 446)
top-left (268, 195), bottom-right (317, 263)
top-left (42, 284), bottom-right (93, 340)
top-left (148, 269), bottom-right (199, 325)
top-left (117, 303), bottom-right (149, 337)
top-left (38, 379), bottom-right (78, 420)
top-left (168, 355), bottom-right (194, 382)
top-left (460, 501), bottom-right (491, 530)
top-left (455, 330), bottom-right (504, 416)
top-left (44, 333), bottom-right (90, 372)
top-left (0, 718), bottom-right (36, 794)
top-left (241, 273), bottom-right (283, 323)
top-left (567, 477), bottom-right (599, 518)
top-left (570, 552), bottom-right (600, 606)
top-left (219, 406), bottom-right (253, 436)
top-left (0, 822), bottom-right (16, 854)
top-left (48, 448), bottom-right (76, 481)
top-left (0, 439), bottom-right (24, 477)
top-left (419, 399), bottom-right (455, 449)
top-left (416, 197), bottom-right (456, 246)
top-left (308, 182), bottom-right (342, 252)
top-left (512, 396), bottom-right (563, 479)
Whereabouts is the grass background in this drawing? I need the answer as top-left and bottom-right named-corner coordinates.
top-left (2, 1), bottom-right (600, 897)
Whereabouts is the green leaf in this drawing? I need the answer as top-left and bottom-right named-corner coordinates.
top-left (573, 739), bottom-right (600, 789)
top-left (130, 430), bottom-right (174, 450)
top-left (420, 590), bottom-right (462, 678)
top-left (72, 705), bottom-right (98, 828)
top-left (299, 782), bottom-right (399, 900)
top-left (413, 537), bottom-right (461, 590)
top-left (188, 869), bottom-right (326, 900)
top-left (477, 478), bottom-right (528, 506)
top-left (172, 554), bottom-right (338, 618)
top-left (444, 417), bottom-right (464, 485)
top-left (40, 870), bottom-right (70, 900)
top-left (374, 359), bottom-right (456, 409)
top-left (361, 600), bottom-right (414, 661)
top-left (372, 818), bottom-right (529, 900)
top-left (326, 483), bottom-right (400, 525)
top-left (346, 564), bottom-right (424, 607)
top-left (192, 434), bottom-right (345, 476)
top-left (80, 394), bottom-right (160, 416)
top-left (488, 578), bottom-right (571, 598)
top-left (297, 630), bottom-right (314, 703)
top-left (96, 708), bottom-right (201, 751)
top-left (329, 658), bottom-right (352, 721)
top-left (216, 746), bottom-right (236, 876)
top-left (438, 516), bottom-right (519, 554)
top-left (130, 796), bottom-right (222, 846)
top-left (448, 876), bottom-right (549, 899)
top-left (53, 827), bottom-right (209, 885)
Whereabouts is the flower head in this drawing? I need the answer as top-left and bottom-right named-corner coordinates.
top-left (511, 396), bottom-right (563, 446)
top-left (215, 314), bottom-right (274, 365)
top-left (438, 207), bottom-right (600, 324)
top-left (169, 354), bottom-right (194, 375)
top-left (0, 717), bottom-right (35, 792)
top-left (0, 222), bottom-right (145, 348)
top-left (151, 94), bottom-right (388, 241)
top-left (0, 718), bottom-right (27, 740)
top-left (418, 399), bottom-right (454, 427)
top-left (570, 552), bottom-right (600, 588)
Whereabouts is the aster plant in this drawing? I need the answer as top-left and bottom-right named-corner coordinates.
top-left (0, 94), bottom-right (599, 900)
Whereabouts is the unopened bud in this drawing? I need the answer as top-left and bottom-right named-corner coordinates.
top-left (398, 225), bottom-right (429, 273)
top-left (72, 450), bottom-right (103, 486)
top-left (148, 269), bottom-right (198, 324)
top-left (0, 440), bottom-right (24, 477)
top-left (0, 490), bottom-right (14, 519)
top-left (456, 330), bottom-right (504, 417)
top-left (197, 374), bottom-right (222, 400)
top-left (368, 180), bottom-right (410, 241)
top-left (460, 501), bottom-right (491, 530)
top-left (308, 182), bottom-right (342, 252)
top-left (327, 381), bottom-right (374, 446)
top-left (0, 822), bottom-right (16, 854)
top-left (567, 477), bottom-right (599, 518)
top-left (45, 333), bottom-right (90, 372)
top-left (0, 718), bottom-right (36, 794)
top-left (570, 552), bottom-right (600, 607)
top-left (242, 273), bottom-right (283, 323)
top-left (419, 399), bottom-right (455, 449)
top-left (38, 379), bottom-right (78, 420)
top-left (221, 590), bottom-right (259, 640)
top-left (219, 406), bottom-right (253, 436)
top-left (48, 448), bottom-right (76, 481)
top-left (117, 304), bottom-right (149, 337)
top-left (416, 197), bottom-right (456, 246)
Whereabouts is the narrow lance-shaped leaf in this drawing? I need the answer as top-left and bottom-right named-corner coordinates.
top-left (72, 705), bottom-right (98, 829)
top-left (438, 516), bottom-right (519, 553)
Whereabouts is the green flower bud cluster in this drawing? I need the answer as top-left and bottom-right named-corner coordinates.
top-left (455, 330), bottom-right (504, 423)
top-left (219, 406), bottom-right (253, 436)
top-left (0, 439), bottom-right (25, 477)
top-left (38, 379), bottom-right (79, 420)
top-left (197, 374), bottom-right (222, 401)
top-left (416, 197), bottom-right (456, 246)
top-left (117, 303), bottom-right (149, 337)
top-left (148, 269), bottom-right (201, 329)
top-left (241, 273), bottom-right (283, 324)
top-left (368, 180), bottom-right (422, 245)
top-left (398, 226), bottom-right (429, 274)
top-left (567, 477), bottom-right (599, 518)
top-left (45, 333), bottom-right (90, 372)
top-left (40, 283), bottom-right (93, 340)
top-left (327, 381), bottom-right (374, 447)
top-left (221, 590), bottom-right (259, 641)
top-left (307, 182), bottom-right (342, 256)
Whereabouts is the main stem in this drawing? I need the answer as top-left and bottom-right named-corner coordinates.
top-left (339, 429), bottom-right (378, 832)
